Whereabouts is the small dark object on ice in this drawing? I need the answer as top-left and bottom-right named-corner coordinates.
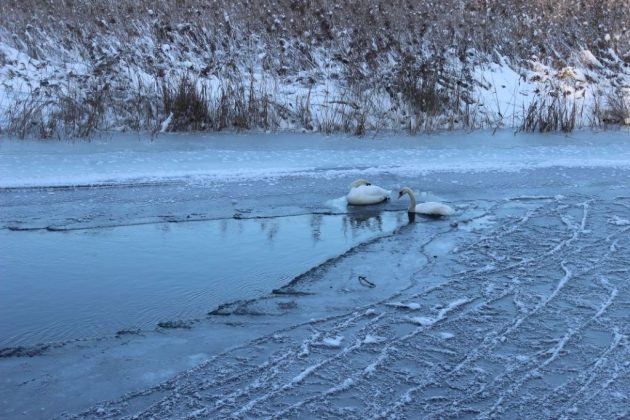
top-left (0, 345), bottom-right (50, 358)
top-left (157, 320), bottom-right (193, 329)
top-left (115, 328), bottom-right (142, 337)
top-left (277, 300), bottom-right (298, 310)
top-left (272, 288), bottom-right (314, 296)
top-left (358, 275), bottom-right (376, 288)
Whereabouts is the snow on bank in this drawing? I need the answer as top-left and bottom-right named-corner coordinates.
top-left (1, 21), bottom-right (629, 137)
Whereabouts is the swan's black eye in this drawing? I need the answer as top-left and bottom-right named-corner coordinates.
top-left (366, 183), bottom-right (371, 186)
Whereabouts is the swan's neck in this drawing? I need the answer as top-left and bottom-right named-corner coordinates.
top-left (406, 189), bottom-right (416, 212)
top-left (350, 179), bottom-right (369, 189)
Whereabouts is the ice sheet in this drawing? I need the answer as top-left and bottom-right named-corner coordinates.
top-left (0, 131), bottom-right (629, 419)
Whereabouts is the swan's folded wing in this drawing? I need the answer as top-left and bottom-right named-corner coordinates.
top-left (415, 202), bottom-right (455, 216)
top-left (346, 185), bottom-right (390, 205)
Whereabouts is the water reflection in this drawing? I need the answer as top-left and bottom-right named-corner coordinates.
top-left (259, 219), bottom-right (280, 242)
top-left (0, 211), bottom-right (403, 346)
top-left (406, 212), bottom-right (451, 225)
top-left (310, 214), bottom-right (323, 242)
top-left (345, 213), bottom-right (383, 232)
top-left (341, 207), bottom-right (390, 240)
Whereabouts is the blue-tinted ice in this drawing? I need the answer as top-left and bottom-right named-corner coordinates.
top-left (0, 131), bottom-right (629, 419)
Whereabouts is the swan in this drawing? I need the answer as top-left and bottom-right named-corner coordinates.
top-left (346, 179), bottom-right (390, 205)
top-left (398, 187), bottom-right (455, 216)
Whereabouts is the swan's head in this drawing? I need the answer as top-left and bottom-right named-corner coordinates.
top-left (350, 179), bottom-right (371, 189)
top-left (398, 187), bottom-right (413, 199)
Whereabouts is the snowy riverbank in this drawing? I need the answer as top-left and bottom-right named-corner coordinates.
top-left (2, 1), bottom-right (630, 137)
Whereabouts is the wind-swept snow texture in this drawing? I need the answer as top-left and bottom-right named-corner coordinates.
top-left (0, 131), bottom-right (629, 419)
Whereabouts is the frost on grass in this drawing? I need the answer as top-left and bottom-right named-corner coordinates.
top-left (1, 1), bottom-right (630, 137)
top-left (72, 194), bottom-right (630, 419)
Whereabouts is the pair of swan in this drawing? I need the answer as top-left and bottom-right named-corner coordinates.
top-left (347, 179), bottom-right (454, 217)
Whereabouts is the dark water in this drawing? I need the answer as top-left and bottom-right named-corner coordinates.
top-left (0, 212), bottom-right (403, 346)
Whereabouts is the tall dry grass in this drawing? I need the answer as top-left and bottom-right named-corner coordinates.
top-left (1, 0), bottom-right (629, 137)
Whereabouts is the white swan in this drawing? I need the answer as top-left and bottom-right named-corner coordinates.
top-left (398, 187), bottom-right (455, 216)
top-left (346, 179), bottom-right (390, 206)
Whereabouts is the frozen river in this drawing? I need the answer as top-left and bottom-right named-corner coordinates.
top-left (1, 213), bottom-right (403, 346)
top-left (0, 130), bottom-right (629, 419)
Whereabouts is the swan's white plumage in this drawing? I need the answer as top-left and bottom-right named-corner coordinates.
top-left (346, 179), bottom-right (390, 205)
top-left (398, 187), bottom-right (454, 216)
top-left (347, 185), bottom-right (390, 205)
top-left (413, 202), bottom-right (455, 216)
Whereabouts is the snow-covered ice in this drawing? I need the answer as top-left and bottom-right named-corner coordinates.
top-left (0, 130), bottom-right (629, 419)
